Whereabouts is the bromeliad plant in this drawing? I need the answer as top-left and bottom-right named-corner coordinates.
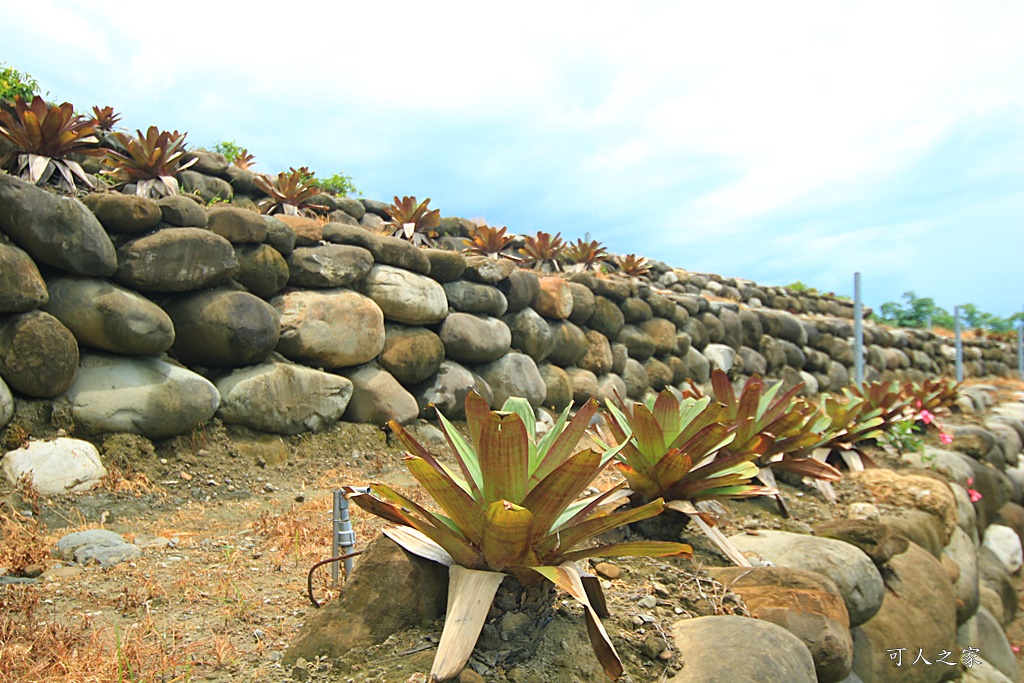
top-left (519, 231), bottom-right (566, 272)
top-left (0, 95), bottom-right (102, 191)
top-left (616, 254), bottom-right (650, 278)
top-left (842, 380), bottom-right (914, 435)
top-left (563, 239), bottom-right (610, 272)
top-left (254, 168), bottom-right (322, 215)
top-left (103, 126), bottom-right (197, 198)
top-left (348, 393), bottom-right (691, 681)
top-left (595, 388), bottom-right (772, 566)
top-left (386, 195), bottom-right (441, 246)
top-left (462, 223), bottom-right (520, 260)
top-left (88, 105), bottom-right (121, 133)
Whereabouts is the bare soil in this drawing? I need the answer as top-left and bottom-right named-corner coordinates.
top-left (2, 382), bottom-right (1023, 683)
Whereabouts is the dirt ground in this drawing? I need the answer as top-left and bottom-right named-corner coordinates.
top-left (2, 381), bottom-right (1023, 683)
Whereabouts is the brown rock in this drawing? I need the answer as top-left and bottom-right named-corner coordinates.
top-left (81, 193), bottom-right (162, 233)
top-left (284, 535), bottom-right (448, 665)
top-left (594, 562), bottom-right (621, 580)
top-left (0, 242), bottom-right (48, 313)
top-left (812, 519), bottom-right (910, 567)
top-left (206, 206), bottom-right (268, 244)
top-left (709, 566), bottom-right (853, 683)
top-left (852, 469), bottom-right (957, 546)
top-left (274, 214), bottom-right (322, 245)
top-left (533, 276), bottom-right (574, 319)
top-left (578, 329), bottom-right (613, 375)
top-left (0, 310), bottom-right (79, 398)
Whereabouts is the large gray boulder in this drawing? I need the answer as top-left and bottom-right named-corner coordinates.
top-left (0, 173), bottom-right (117, 276)
top-left (503, 307), bottom-right (554, 362)
top-left (439, 313), bottom-right (511, 364)
top-left (0, 310), bottom-right (79, 398)
top-left (164, 289), bottom-right (280, 368)
top-left (729, 530), bottom-right (884, 627)
top-left (442, 280), bottom-right (508, 316)
top-left (851, 543), bottom-right (957, 683)
top-left (273, 289), bottom-right (385, 369)
top-left (206, 205), bottom-right (268, 244)
top-left (115, 227), bottom-right (239, 292)
top-left (216, 362), bottom-right (353, 434)
top-left (287, 245), bottom-right (374, 288)
top-left (43, 275), bottom-right (175, 355)
top-left (357, 265), bottom-right (447, 325)
top-left (66, 352), bottom-right (220, 439)
top-left (956, 607), bottom-right (1020, 682)
top-left (475, 352), bottom-right (546, 408)
top-left (668, 615), bottom-right (817, 683)
top-left (546, 321), bottom-right (589, 367)
top-left (0, 242), bottom-right (48, 313)
top-left (80, 193), bottom-right (162, 234)
top-left (411, 360), bottom-right (491, 419)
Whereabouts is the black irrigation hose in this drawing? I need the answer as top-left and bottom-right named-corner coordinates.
top-left (307, 551), bottom-right (364, 608)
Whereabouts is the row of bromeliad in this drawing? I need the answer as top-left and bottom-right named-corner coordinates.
top-left (0, 96), bottom-right (653, 276)
top-left (345, 369), bottom-right (961, 681)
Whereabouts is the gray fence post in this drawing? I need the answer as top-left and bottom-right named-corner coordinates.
top-left (1018, 314), bottom-right (1023, 380)
top-left (853, 272), bottom-right (863, 386)
top-left (954, 305), bottom-right (964, 383)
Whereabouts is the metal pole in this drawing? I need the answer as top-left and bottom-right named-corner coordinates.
top-left (1018, 309), bottom-right (1023, 380)
top-left (331, 491), bottom-right (357, 586)
top-left (954, 305), bottom-right (964, 382)
top-left (853, 272), bottom-right (863, 386)
top-left (926, 314), bottom-right (932, 332)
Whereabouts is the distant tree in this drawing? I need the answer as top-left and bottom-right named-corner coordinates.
top-left (876, 291), bottom-right (1020, 332)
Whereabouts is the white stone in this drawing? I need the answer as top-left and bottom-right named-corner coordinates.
top-left (982, 524), bottom-right (1022, 574)
top-left (2, 438), bottom-right (107, 495)
top-left (0, 376), bottom-right (12, 429)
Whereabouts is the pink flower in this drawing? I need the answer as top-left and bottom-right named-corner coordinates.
top-left (940, 431), bottom-right (953, 445)
top-left (919, 410), bottom-right (935, 425)
top-left (967, 478), bottom-right (983, 503)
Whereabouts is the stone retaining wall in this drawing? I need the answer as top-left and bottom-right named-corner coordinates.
top-left (0, 171), bottom-right (1016, 441)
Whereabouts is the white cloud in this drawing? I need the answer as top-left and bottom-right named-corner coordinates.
top-left (5, 0), bottom-right (1023, 313)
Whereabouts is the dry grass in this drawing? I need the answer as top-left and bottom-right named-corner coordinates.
top-left (0, 585), bottom-right (197, 683)
top-left (0, 509), bottom-right (52, 575)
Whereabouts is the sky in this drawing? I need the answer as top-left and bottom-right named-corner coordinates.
top-left (4, 0), bottom-right (1023, 318)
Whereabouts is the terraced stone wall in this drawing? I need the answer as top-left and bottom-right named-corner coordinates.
top-left (0, 171), bottom-right (1016, 442)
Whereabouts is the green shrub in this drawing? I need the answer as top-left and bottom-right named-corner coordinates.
top-left (0, 63), bottom-right (40, 102)
top-left (312, 171), bottom-right (359, 197)
top-left (211, 140), bottom-right (245, 163)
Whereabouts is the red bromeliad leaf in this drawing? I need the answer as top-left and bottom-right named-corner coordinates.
top-left (650, 391), bottom-right (681, 435)
top-left (477, 412), bottom-right (529, 505)
top-left (630, 404), bottom-right (666, 467)
top-left (772, 456), bottom-right (843, 482)
top-left (615, 462), bottom-right (661, 501)
top-left (531, 564), bottom-right (623, 681)
top-left (481, 500), bottom-right (535, 569)
top-left (711, 370), bottom-right (736, 416)
top-left (561, 540), bottom-right (693, 563)
top-left (406, 457), bottom-right (485, 546)
top-left (521, 448), bottom-right (603, 540)
top-left (546, 499), bottom-right (666, 555)
top-left (646, 449), bottom-right (693, 493)
top-left (530, 398), bottom-right (600, 484)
